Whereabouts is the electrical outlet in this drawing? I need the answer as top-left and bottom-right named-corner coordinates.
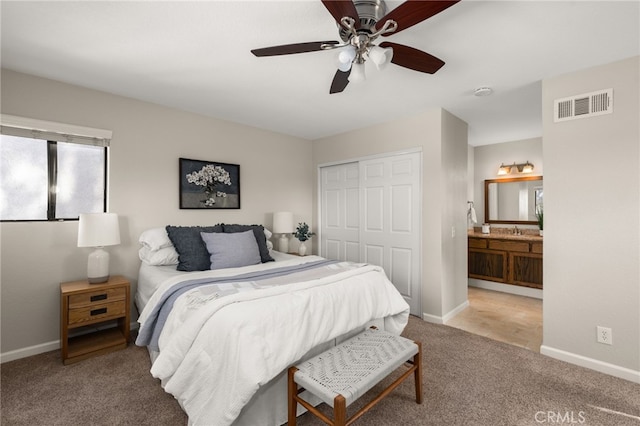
top-left (597, 326), bottom-right (613, 345)
top-left (451, 226), bottom-right (456, 238)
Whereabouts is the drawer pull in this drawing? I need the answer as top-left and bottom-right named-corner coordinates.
top-left (90, 294), bottom-right (108, 302)
top-left (90, 308), bottom-right (107, 316)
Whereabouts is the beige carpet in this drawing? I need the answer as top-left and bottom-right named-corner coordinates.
top-left (2, 316), bottom-right (638, 425)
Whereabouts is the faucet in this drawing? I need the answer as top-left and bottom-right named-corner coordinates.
top-left (513, 226), bottom-right (521, 235)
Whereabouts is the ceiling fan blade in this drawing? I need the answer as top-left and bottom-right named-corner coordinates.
top-left (378, 0), bottom-right (459, 35)
top-left (330, 69), bottom-right (351, 94)
top-left (379, 42), bottom-right (445, 74)
top-left (321, 0), bottom-right (360, 27)
top-left (251, 41), bottom-right (339, 57)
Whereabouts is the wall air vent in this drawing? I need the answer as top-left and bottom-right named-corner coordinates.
top-left (553, 88), bottom-right (613, 123)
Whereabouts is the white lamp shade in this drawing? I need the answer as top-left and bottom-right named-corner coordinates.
top-left (349, 62), bottom-right (366, 83)
top-left (273, 211), bottom-right (293, 253)
top-left (369, 45), bottom-right (393, 69)
top-left (272, 211), bottom-right (294, 234)
top-left (337, 45), bottom-right (356, 72)
top-left (78, 213), bottom-right (121, 247)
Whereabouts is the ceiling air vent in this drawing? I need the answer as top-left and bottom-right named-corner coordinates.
top-left (554, 89), bottom-right (613, 123)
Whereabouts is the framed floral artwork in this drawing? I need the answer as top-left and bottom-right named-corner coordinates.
top-left (179, 158), bottom-right (240, 209)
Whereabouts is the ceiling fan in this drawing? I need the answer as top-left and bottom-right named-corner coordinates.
top-left (251, 0), bottom-right (460, 94)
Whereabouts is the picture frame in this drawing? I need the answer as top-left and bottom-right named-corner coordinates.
top-left (179, 158), bottom-right (240, 209)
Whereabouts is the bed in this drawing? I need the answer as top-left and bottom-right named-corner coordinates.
top-left (134, 225), bottom-right (410, 426)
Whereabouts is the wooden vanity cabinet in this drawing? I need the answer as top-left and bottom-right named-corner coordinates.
top-left (468, 237), bottom-right (542, 289)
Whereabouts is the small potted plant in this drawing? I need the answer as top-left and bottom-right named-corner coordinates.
top-left (293, 222), bottom-right (315, 256)
top-left (536, 206), bottom-right (544, 236)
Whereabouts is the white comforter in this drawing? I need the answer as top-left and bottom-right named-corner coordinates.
top-left (138, 256), bottom-right (410, 426)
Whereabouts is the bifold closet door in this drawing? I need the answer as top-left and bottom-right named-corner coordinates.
top-left (320, 162), bottom-right (361, 262)
top-left (360, 153), bottom-right (421, 315)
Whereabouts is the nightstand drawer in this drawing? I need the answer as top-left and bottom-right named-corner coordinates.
top-left (68, 287), bottom-right (126, 309)
top-left (68, 300), bottom-right (127, 326)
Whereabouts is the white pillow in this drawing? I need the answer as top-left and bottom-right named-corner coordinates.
top-left (263, 228), bottom-right (273, 250)
top-left (139, 227), bottom-right (174, 251)
top-left (200, 230), bottom-right (261, 270)
top-left (139, 246), bottom-right (179, 266)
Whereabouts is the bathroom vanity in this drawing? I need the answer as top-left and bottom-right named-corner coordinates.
top-left (468, 231), bottom-right (543, 289)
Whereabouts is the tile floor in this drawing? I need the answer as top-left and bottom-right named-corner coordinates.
top-left (446, 286), bottom-right (543, 352)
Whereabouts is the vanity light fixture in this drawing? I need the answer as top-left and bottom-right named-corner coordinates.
top-left (497, 161), bottom-right (534, 175)
top-left (520, 161), bottom-right (534, 173)
top-left (497, 163), bottom-right (512, 175)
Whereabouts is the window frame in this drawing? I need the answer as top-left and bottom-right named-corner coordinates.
top-left (0, 114), bottom-right (111, 222)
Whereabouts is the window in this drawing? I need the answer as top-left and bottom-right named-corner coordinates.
top-left (0, 115), bottom-right (111, 221)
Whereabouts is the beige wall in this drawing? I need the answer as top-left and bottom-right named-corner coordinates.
top-left (0, 69), bottom-right (313, 358)
top-left (312, 108), bottom-right (469, 322)
top-left (541, 56), bottom-right (639, 380)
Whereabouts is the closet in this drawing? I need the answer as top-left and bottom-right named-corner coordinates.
top-left (319, 151), bottom-right (422, 315)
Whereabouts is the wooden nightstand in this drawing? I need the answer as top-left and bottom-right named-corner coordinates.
top-left (60, 275), bottom-right (130, 365)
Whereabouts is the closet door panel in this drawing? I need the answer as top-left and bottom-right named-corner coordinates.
top-left (364, 244), bottom-right (384, 267)
top-left (364, 186), bottom-right (384, 232)
top-left (345, 241), bottom-right (360, 263)
top-left (321, 163), bottom-right (360, 262)
top-left (390, 247), bottom-right (412, 297)
top-left (324, 190), bottom-right (341, 228)
top-left (345, 188), bottom-right (360, 229)
top-left (325, 239), bottom-right (341, 260)
top-left (391, 184), bottom-right (413, 233)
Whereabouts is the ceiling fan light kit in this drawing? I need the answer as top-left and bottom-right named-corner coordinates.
top-left (349, 61), bottom-right (367, 83)
top-left (337, 45), bottom-right (357, 71)
top-left (251, 0), bottom-right (460, 93)
top-left (368, 45), bottom-right (393, 70)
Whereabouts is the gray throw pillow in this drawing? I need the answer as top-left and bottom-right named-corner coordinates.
top-left (200, 230), bottom-right (261, 270)
top-left (222, 224), bottom-right (274, 263)
top-left (166, 225), bottom-right (223, 271)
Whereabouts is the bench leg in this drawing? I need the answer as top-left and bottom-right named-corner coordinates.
top-left (333, 394), bottom-right (347, 426)
top-left (288, 367), bottom-right (298, 426)
top-left (414, 342), bottom-right (423, 404)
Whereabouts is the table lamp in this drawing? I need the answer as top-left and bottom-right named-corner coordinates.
top-left (272, 211), bottom-right (293, 253)
top-left (77, 213), bottom-right (121, 283)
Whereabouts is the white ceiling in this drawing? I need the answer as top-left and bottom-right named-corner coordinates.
top-left (1, 1), bottom-right (638, 146)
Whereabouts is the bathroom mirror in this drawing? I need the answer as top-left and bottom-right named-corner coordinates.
top-left (484, 176), bottom-right (543, 225)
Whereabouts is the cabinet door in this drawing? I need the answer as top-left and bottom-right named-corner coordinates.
top-left (468, 249), bottom-right (507, 282)
top-left (509, 252), bottom-right (543, 289)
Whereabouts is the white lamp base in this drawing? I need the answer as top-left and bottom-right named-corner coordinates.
top-left (88, 247), bottom-right (110, 284)
top-left (278, 234), bottom-right (290, 253)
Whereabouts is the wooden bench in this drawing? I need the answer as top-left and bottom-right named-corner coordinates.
top-left (287, 327), bottom-right (422, 426)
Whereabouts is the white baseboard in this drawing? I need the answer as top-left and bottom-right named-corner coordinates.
top-left (1, 321), bottom-right (139, 364)
top-left (540, 345), bottom-right (640, 384)
top-left (1, 340), bottom-right (60, 364)
top-left (422, 300), bottom-right (470, 324)
top-left (469, 279), bottom-right (543, 299)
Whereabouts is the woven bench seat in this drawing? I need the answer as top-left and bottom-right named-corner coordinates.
top-left (288, 327), bottom-right (422, 426)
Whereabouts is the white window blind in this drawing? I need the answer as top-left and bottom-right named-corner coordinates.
top-left (0, 114), bottom-right (112, 147)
